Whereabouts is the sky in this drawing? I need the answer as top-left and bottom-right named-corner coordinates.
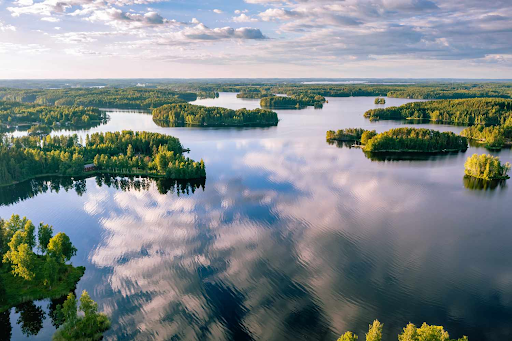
top-left (0, 0), bottom-right (511, 79)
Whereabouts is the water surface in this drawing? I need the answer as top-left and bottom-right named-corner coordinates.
top-left (2, 94), bottom-right (511, 340)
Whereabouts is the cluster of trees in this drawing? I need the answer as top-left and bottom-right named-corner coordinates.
top-left (260, 94), bottom-right (326, 109)
top-left (374, 98), bottom-right (386, 104)
top-left (363, 98), bottom-right (512, 125)
top-left (0, 131), bottom-right (206, 186)
top-left (461, 123), bottom-right (512, 149)
top-left (236, 88), bottom-right (273, 99)
top-left (338, 320), bottom-right (468, 341)
top-left (0, 101), bottom-right (106, 130)
top-left (363, 128), bottom-right (468, 153)
top-left (0, 88), bottom-right (197, 109)
top-left (326, 128), bottom-right (371, 141)
top-left (152, 103), bottom-right (279, 126)
top-left (464, 154), bottom-right (511, 180)
top-left (52, 290), bottom-right (110, 340)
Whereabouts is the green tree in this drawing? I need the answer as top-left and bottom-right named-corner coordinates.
top-left (9, 243), bottom-right (36, 281)
top-left (38, 223), bottom-right (53, 255)
top-left (366, 320), bottom-right (383, 341)
top-left (48, 232), bottom-right (77, 263)
top-left (338, 331), bottom-right (359, 341)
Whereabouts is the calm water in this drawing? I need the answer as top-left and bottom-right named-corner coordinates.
top-left (2, 94), bottom-right (512, 340)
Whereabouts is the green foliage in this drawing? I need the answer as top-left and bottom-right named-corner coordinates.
top-left (7, 243), bottom-right (36, 281)
top-left (0, 87), bottom-right (196, 109)
top-left (260, 94), bottom-right (326, 109)
top-left (340, 321), bottom-right (468, 341)
top-left (326, 128), bottom-right (371, 141)
top-left (0, 131), bottom-right (206, 186)
top-left (48, 233), bottom-right (77, 263)
top-left (0, 100), bottom-right (106, 132)
top-left (364, 98), bottom-right (512, 125)
top-left (153, 103), bottom-right (278, 126)
top-left (464, 154), bottom-right (511, 180)
top-left (338, 331), bottom-right (359, 341)
top-left (38, 223), bottom-right (54, 255)
top-left (361, 130), bottom-right (378, 145)
top-left (363, 128), bottom-right (468, 153)
top-left (366, 320), bottom-right (383, 341)
top-left (53, 290), bottom-right (111, 341)
top-left (460, 124), bottom-right (512, 150)
top-left (375, 98), bottom-right (386, 104)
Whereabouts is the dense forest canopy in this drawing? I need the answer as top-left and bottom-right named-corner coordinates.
top-left (152, 103), bottom-right (279, 126)
top-left (326, 128), bottom-right (370, 141)
top-left (0, 88), bottom-right (197, 109)
top-left (364, 98), bottom-right (512, 125)
top-left (0, 101), bottom-right (106, 131)
top-left (0, 131), bottom-right (206, 186)
top-left (464, 154), bottom-right (511, 180)
top-left (461, 123), bottom-right (512, 150)
top-left (363, 127), bottom-right (468, 153)
top-left (260, 94), bottom-right (326, 109)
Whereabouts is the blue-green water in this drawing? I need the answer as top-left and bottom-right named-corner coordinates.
top-left (2, 94), bottom-right (511, 340)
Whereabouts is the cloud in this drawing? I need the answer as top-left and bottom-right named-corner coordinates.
top-left (0, 21), bottom-right (16, 32)
top-left (233, 14), bottom-right (258, 23)
top-left (213, 9), bottom-right (223, 14)
top-left (180, 24), bottom-right (267, 40)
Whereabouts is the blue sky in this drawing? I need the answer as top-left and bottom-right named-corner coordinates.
top-left (0, 0), bottom-right (511, 79)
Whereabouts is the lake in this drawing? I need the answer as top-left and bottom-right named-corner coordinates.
top-left (2, 93), bottom-right (512, 340)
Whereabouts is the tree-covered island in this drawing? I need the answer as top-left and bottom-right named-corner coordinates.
top-left (461, 121), bottom-right (512, 150)
top-left (0, 101), bottom-right (107, 134)
top-left (464, 154), bottom-right (510, 180)
top-left (327, 127), bottom-right (467, 153)
top-left (0, 131), bottom-right (206, 187)
top-left (0, 215), bottom-right (84, 312)
top-left (152, 103), bottom-right (279, 126)
top-left (260, 94), bottom-right (326, 109)
top-left (374, 97), bottom-right (386, 104)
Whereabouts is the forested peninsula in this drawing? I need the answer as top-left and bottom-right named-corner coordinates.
top-left (0, 88), bottom-right (197, 109)
top-left (0, 131), bottom-right (206, 187)
top-left (363, 98), bottom-right (512, 125)
top-left (0, 101), bottom-right (107, 133)
top-left (152, 103), bottom-right (279, 126)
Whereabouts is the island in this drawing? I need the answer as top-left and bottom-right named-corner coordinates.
top-left (374, 97), bottom-right (386, 104)
top-left (326, 128), bottom-right (374, 142)
top-left (152, 103), bottom-right (279, 126)
top-left (0, 215), bottom-right (84, 312)
top-left (363, 98), bottom-right (512, 125)
top-left (260, 94), bottom-right (326, 109)
top-left (464, 154), bottom-right (510, 180)
top-left (362, 127), bottom-right (468, 153)
top-left (0, 131), bottom-right (206, 187)
top-left (0, 101), bottom-right (107, 134)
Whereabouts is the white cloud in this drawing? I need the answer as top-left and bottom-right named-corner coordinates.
top-left (0, 21), bottom-right (16, 32)
top-left (41, 16), bottom-right (60, 22)
top-left (213, 9), bottom-right (223, 14)
top-left (233, 14), bottom-right (258, 23)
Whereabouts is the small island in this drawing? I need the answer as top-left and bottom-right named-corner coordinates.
top-left (326, 128), bottom-right (375, 142)
top-left (374, 97), bottom-right (386, 104)
top-left (363, 127), bottom-right (468, 153)
top-left (464, 154), bottom-right (510, 180)
top-left (152, 103), bottom-right (279, 126)
top-left (0, 131), bottom-right (206, 187)
top-left (0, 215), bottom-right (84, 312)
top-left (260, 94), bottom-right (326, 109)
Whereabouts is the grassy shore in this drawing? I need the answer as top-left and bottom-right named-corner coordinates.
top-left (0, 257), bottom-right (85, 312)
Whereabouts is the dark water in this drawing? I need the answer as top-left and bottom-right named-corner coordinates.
top-left (2, 94), bottom-right (512, 340)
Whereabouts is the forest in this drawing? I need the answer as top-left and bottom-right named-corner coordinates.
top-left (362, 128), bottom-right (468, 153)
top-left (460, 120), bottom-right (512, 150)
top-left (338, 319), bottom-right (467, 341)
top-left (363, 98), bottom-right (512, 125)
top-left (0, 101), bottom-right (107, 132)
top-left (464, 154), bottom-right (510, 180)
top-left (0, 88), bottom-right (196, 109)
top-left (260, 94), bottom-right (326, 109)
top-left (152, 103), bottom-right (279, 126)
top-left (374, 98), bottom-right (385, 104)
top-left (0, 131), bottom-right (206, 186)
top-left (326, 128), bottom-right (371, 141)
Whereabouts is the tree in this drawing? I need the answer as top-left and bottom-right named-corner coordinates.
top-left (366, 320), bottom-right (383, 341)
top-left (48, 232), bottom-right (77, 263)
top-left (15, 301), bottom-right (45, 337)
top-left (338, 331), bottom-right (358, 341)
top-left (43, 256), bottom-right (60, 288)
top-left (10, 243), bottom-right (36, 281)
top-left (38, 223), bottom-right (54, 255)
top-left (61, 293), bottom-right (78, 325)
